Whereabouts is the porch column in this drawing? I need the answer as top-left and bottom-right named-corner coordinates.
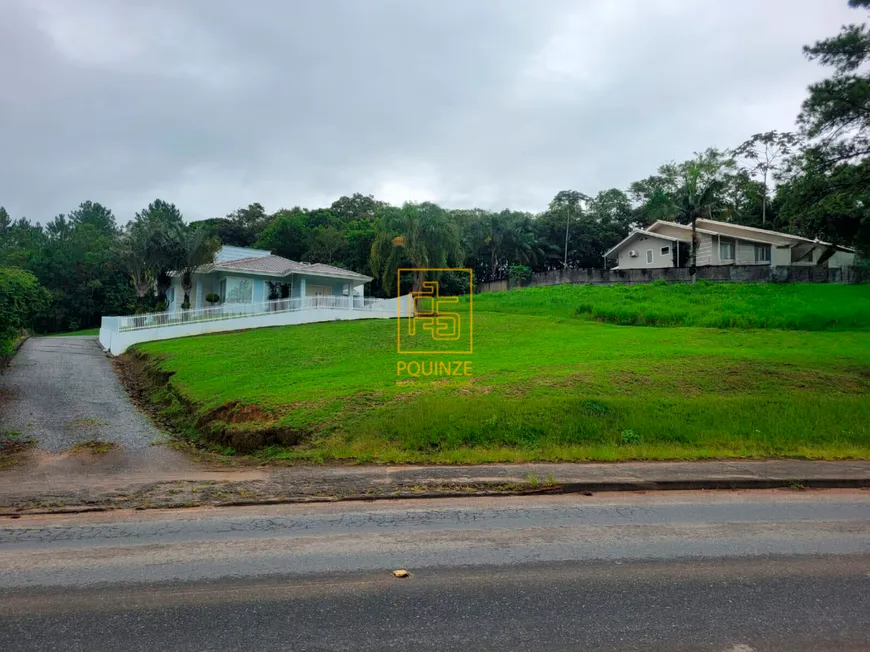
top-left (347, 282), bottom-right (353, 311)
top-left (299, 277), bottom-right (306, 307)
top-left (195, 279), bottom-right (203, 309)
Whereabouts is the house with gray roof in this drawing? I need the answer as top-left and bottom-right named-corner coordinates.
top-left (166, 245), bottom-right (373, 312)
top-left (99, 246), bottom-right (411, 355)
top-left (604, 219), bottom-right (856, 271)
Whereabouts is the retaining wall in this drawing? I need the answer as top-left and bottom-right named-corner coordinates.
top-left (100, 294), bottom-right (414, 355)
top-left (477, 265), bottom-right (867, 293)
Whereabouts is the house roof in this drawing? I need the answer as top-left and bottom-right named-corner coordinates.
top-left (647, 221), bottom-right (782, 247)
top-left (603, 229), bottom-right (679, 258)
top-left (649, 219), bottom-right (855, 253)
top-left (198, 251), bottom-right (373, 282)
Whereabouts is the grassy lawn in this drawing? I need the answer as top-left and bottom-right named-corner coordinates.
top-left (46, 328), bottom-right (100, 337)
top-left (135, 283), bottom-right (870, 463)
top-left (471, 281), bottom-right (870, 329)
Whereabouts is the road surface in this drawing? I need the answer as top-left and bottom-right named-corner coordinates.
top-left (1, 490), bottom-right (869, 651)
top-left (0, 336), bottom-right (164, 452)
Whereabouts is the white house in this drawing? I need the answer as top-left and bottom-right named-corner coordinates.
top-left (99, 246), bottom-right (413, 355)
top-left (165, 245), bottom-right (372, 312)
top-left (604, 219), bottom-right (857, 270)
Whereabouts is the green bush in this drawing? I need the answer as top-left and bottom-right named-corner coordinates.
top-left (0, 267), bottom-right (50, 356)
top-left (205, 293), bottom-right (220, 305)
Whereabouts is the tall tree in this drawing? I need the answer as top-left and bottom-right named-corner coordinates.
top-left (733, 131), bottom-right (801, 224)
top-left (778, 0), bottom-right (870, 253)
top-left (329, 193), bottom-right (384, 222)
top-left (370, 202), bottom-right (461, 295)
top-left (547, 190), bottom-right (591, 268)
top-left (0, 207), bottom-right (10, 235)
top-left (256, 208), bottom-right (310, 261)
top-left (307, 226), bottom-right (346, 264)
top-left (676, 165), bottom-right (724, 275)
top-left (130, 200), bottom-right (187, 294)
top-left (68, 201), bottom-right (117, 235)
top-left (177, 229), bottom-right (221, 309)
top-left (118, 228), bottom-right (157, 309)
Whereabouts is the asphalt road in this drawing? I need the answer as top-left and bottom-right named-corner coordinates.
top-left (1, 491), bottom-right (869, 651)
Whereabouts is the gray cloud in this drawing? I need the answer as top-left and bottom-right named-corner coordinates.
top-left (0, 0), bottom-right (857, 222)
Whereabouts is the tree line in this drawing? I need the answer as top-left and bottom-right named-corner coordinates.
top-left (1, 0), bottom-right (868, 341)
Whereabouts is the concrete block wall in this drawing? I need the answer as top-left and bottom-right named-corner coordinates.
top-left (476, 265), bottom-right (867, 294)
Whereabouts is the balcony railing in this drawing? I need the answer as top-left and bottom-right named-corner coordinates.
top-left (118, 296), bottom-right (391, 332)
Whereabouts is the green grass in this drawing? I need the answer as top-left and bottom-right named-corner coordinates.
top-left (470, 281), bottom-right (870, 330)
top-left (46, 328), bottom-right (99, 337)
top-left (135, 283), bottom-right (870, 463)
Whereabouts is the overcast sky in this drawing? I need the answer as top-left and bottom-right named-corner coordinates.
top-left (0, 0), bottom-right (857, 223)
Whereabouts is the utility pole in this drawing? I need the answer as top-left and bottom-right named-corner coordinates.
top-left (563, 213), bottom-right (570, 268)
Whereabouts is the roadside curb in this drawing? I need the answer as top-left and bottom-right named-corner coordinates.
top-left (556, 477), bottom-right (870, 492)
top-left (2, 475), bottom-right (869, 517)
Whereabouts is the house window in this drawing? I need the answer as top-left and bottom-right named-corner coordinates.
top-left (755, 244), bottom-right (771, 263)
top-left (661, 246), bottom-right (670, 255)
top-left (719, 238), bottom-right (735, 261)
top-left (646, 249), bottom-right (653, 264)
top-left (220, 277), bottom-right (253, 303)
top-left (806, 249), bottom-right (814, 262)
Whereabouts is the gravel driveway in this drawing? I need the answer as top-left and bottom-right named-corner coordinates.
top-left (0, 337), bottom-right (164, 453)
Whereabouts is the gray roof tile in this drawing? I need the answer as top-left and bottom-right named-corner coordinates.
top-left (200, 254), bottom-right (372, 281)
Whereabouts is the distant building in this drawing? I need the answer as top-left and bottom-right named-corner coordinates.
top-left (604, 219), bottom-right (856, 270)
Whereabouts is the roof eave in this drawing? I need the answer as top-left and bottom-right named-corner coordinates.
top-left (290, 269), bottom-right (373, 283)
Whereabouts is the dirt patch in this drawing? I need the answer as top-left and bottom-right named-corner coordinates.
top-left (67, 440), bottom-right (120, 455)
top-left (0, 432), bottom-right (36, 456)
top-left (114, 351), bottom-right (309, 454)
top-left (0, 431), bottom-right (36, 469)
top-left (197, 401), bottom-right (275, 426)
top-left (714, 361), bottom-right (870, 394)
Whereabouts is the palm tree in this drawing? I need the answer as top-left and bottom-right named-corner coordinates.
top-left (642, 165), bottom-right (722, 278)
top-left (492, 212), bottom-right (542, 277)
top-left (370, 202), bottom-right (462, 296)
top-left (676, 165), bottom-right (723, 276)
top-left (176, 229), bottom-right (221, 309)
top-left (118, 229), bottom-right (155, 309)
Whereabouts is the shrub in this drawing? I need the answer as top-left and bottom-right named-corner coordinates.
top-left (620, 429), bottom-right (642, 445)
top-left (509, 265), bottom-right (532, 287)
top-left (0, 267), bottom-right (50, 357)
top-left (205, 293), bottom-right (220, 305)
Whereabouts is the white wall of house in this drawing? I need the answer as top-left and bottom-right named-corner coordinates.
top-left (646, 223), bottom-right (715, 267)
top-left (710, 237), bottom-right (772, 266)
top-left (616, 234), bottom-right (675, 269)
top-left (772, 245), bottom-right (792, 267)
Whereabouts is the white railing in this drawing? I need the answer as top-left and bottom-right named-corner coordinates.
top-left (118, 296), bottom-right (391, 332)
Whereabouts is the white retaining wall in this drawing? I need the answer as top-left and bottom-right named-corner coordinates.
top-left (100, 294), bottom-right (414, 355)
